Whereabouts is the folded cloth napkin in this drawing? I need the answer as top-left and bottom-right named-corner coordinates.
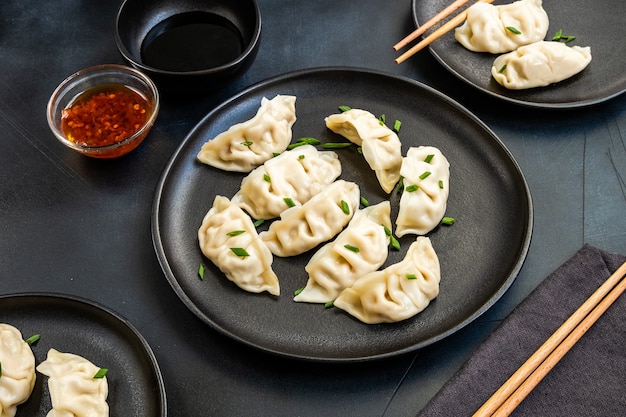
top-left (418, 244), bottom-right (626, 417)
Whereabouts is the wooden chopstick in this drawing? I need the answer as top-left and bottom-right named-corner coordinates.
top-left (473, 260), bottom-right (626, 417)
top-left (395, 0), bottom-right (494, 64)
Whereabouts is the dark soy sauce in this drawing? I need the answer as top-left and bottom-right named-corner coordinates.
top-left (141, 12), bottom-right (244, 72)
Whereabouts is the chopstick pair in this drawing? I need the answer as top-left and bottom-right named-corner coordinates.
top-left (394, 0), bottom-right (494, 64)
top-left (473, 260), bottom-right (626, 417)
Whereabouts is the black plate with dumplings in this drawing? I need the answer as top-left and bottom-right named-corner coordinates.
top-left (152, 67), bottom-right (533, 361)
top-left (0, 293), bottom-right (166, 416)
top-left (412, 0), bottom-right (626, 108)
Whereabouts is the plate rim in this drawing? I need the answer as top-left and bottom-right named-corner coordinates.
top-left (151, 66), bottom-right (534, 361)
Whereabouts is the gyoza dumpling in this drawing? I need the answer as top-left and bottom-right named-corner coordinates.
top-left (492, 41), bottom-right (592, 89)
top-left (36, 349), bottom-right (108, 417)
top-left (396, 146), bottom-right (450, 237)
top-left (325, 109), bottom-right (402, 193)
top-left (334, 237), bottom-right (440, 324)
top-left (455, 0), bottom-right (549, 53)
top-left (231, 144), bottom-right (342, 220)
top-left (199, 195), bottom-right (280, 295)
top-left (0, 324), bottom-right (36, 417)
top-left (197, 95), bottom-right (297, 172)
top-left (294, 201), bottom-right (392, 304)
top-left (260, 180), bottom-right (360, 257)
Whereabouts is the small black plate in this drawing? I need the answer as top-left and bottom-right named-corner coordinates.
top-left (0, 293), bottom-right (166, 416)
top-left (412, 0), bottom-right (626, 108)
top-left (152, 67), bottom-right (533, 361)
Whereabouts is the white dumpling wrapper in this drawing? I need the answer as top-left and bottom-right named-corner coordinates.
top-left (197, 95), bottom-right (297, 172)
top-left (294, 201), bottom-right (392, 304)
top-left (36, 349), bottom-right (108, 417)
top-left (396, 146), bottom-right (450, 237)
top-left (260, 180), bottom-right (360, 257)
top-left (492, 41), bottom-right (592, 89)
top-left (0, 324), bottom-right (36, 417)
top-left (334, 237), bottom-right (441, 324)
top-left (231, 144), bottom-right (342, 220)
top-left (325, 109), bottom-right (402, 193)
top-left (455, 0), bottom-right (549, 53)
top-left (199, 195), bottom-right (280, 295)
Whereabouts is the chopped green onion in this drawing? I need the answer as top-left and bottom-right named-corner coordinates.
top-left (441, 217), bottom-right (455, 226)
top-left (360, 196), bottom-right (370, 207)
top-left (357, 146), bottom-right (363, 154)
top-left (395, 177), bottom-right (405, 194)
top-left (299, 137), bottom-right (321, 145)
top-left (287, 142), bottom-right (306, 150)
top-left (340, 200), bottom-right (350, 215)
top-left (24, 334), bottom-right (40, 345)
top-left (324, 301), bottom-right (334, 308)
top-left (272, 152), bottom-right (281, 157)
top-left (498, 64), bottom-right (507, 74)
top-left (294, 287), bottom-right (304, 296)
top-left (419, 171), bottom-right (432, 180)
top-left (230, 247), bottom-right (250, 257)
top-left (298, 154), bottom-right (305, 159)
top-left (93, 368), bottom-right (108, 379)
top-left (552, 29), bottom-right (563, 40)
top-left (338, 105), bottom-right (351, 112)
top-left (393, 119), bottom-right (402, 133)
top-left (424, 154), bottom-right (434, 163)
top-left (0, 362), bottom-right (2, 378)
top-left (562, 35), bottom-right (576, 43)
top-left (439, 180), bottom-right (444, 189)
top-left (198, 264), bottom-right (205, 280)
top-left (283, 197), bottom-right (296, 208)
top-left (226, 230), bottom-right (246, 237)
top-left (506, 26), bottom-right (521, 35)
top-left (405, 184), bottom-right (419, 192)
top-left (344, 244), bottom-right (360, 253)
top-left (253, 219), bottom-right (265, 227)
top-left (406, 274), bottom-right (417, 280)
top-left (263, 174), bottom-right (271, 183)
top-left (241, 141), bottom-right (253, 147)
top-left (322, 142), bottom-right (352, 149)
top-left (383, 225), bottom-right (401, 250)
top-left (379, 114), bottom-right (386, 125)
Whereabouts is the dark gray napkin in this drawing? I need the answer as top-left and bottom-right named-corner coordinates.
top-left (418, 244), bottom-right (626, 417)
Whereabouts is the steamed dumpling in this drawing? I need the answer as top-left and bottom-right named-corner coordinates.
top-left (197, 95), bottom-right (297, 172)
top-left (455, 0), bottom-right (549, 53)
top-left (260, 180), bottom-right (360, 257)
top-left (36, 349), bottom-right (109, 417)
top-left (0, 324), bottom-right (36, 417)
top-left (325, 109), bottom-right (402, 193)
top-left (199, 195), bottom-right (280, 295)
top-left (294, 201), bottom-right (391, 304)
top-left (492, 41), bottom-right (592, 89)
top-left (231, 144), bottom-right (342, 220)
top-left (334, 237), bottom-right (441, 324)
top-left (396, 146), bottom-right (450, 237)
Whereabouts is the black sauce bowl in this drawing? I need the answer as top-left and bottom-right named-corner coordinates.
top-left (115, 0), bottom-right (261, 93)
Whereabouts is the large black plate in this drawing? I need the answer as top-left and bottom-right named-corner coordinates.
top-left (152, 67), bottom-right (533, 361)
top-left (412, 0), bottom-right (626, 108)
top-left (0, 293), bottom-right (166, 416)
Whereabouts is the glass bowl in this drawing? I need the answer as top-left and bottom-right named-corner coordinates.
top-left (47, 64), bottom-right (159, 159)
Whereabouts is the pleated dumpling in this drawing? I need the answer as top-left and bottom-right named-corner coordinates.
top-left (325, 109), bottom-right (402, 193)
top-left (396, 146), bottom-right (450, 237)
top-left (260, 180), bottom-right (360, 257)
top-left (231, 144), bottom-right (342, 220)
top-left (492, 41), bottom-right (592, 89)
top-left (36, 349), bottom-right (109, 417)
top-left (0, 324), bottom-right (36, 417)
top-left (455, 0), bottom-right (549, 53)
top-left (198, 195), bottom-right (280, 295)
top-left (294, 201), bottom-right (391, 304)
top-left (197, 95), bottom-right (297, 172)
top-left (334, 237), bottom-right (441, 324)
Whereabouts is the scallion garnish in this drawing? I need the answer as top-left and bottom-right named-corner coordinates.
top-left (424, 154), bottom-right (434, 163)
top-left (419, 171), bottom-right (432, 180)
top-left (93, 368), bottom-right (108, 379)
top-left (298, 137), bottom-right (321, 145)
top-left (379, 114), bottom-right (386, 125)
top-left (263, 174), bottom-right (271, 183)
top-left (552, 29), bottom-right (575, 42)
top-left (439, 180), bottom-right (444, 189)
top-left (272, 152), bottom-right (281, 157)
top-left (383, 225), bottom-right (401, 250)
top-left (198, 264), bottom-right (205, 280)
top-left (395, 177), bottom-right (405, 194)
top-left (294, 287), bottom-right (304, 296)
top-left (253, 219), bottom-right (265, 227)
top-left (506, 26), bottom-right (521, 35)
top-left (405, 184), bottom-right (419, 192)
top-left (226, 230), bottom-right (246, 237)
top-left (241, 141), bottom-right (253, 147)
top-left (338, 105), bottom-right (351, 112)
top-left (322, 142), bottom-right (352, 149)
top-left (24, 334), bottom-right (40, 345)
top-left (406, 274), bottom-right (417, 280)
top-left (441, 217), bottom-right (455, 226)
top-left (357, 146), bottom-right (363, 154)
top-left (0, 362), bottom-right (2, 378)
top-left (498, 64), bottom-right (507, 74)
top-left (393, 119), bottom-right (402, 133)
top-left (230, 247), bottom-right (250, 257)
top-left (324, 301), bottom-right (334, 308)
top-left (283, 197), bottom-right (296, 208)
top-left (340, 200), bottom-right (350, 215)
top-left (298, 154), bottom-right (305, 159)
top-left (344, 244), bottom-right (360, 253)
top-left (360, 196), bottom-right (370, 207)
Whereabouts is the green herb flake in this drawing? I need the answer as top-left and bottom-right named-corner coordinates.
top-left (324, 301), bottom-right (334, 309)
top-left (344, 244), bottom-right (360, 253)
top-left (272, 152), bottom-right (281, 157)
top-left (322, 142), bottom-right (352, 149)
top-left (198, 264), bottom-right (205, 280)
top-left (357, 146), bottom-right (363, 155)
top-left (406, 274), bottom-right (417, 280)
top-left (338, 105), bottom-right (351, 112)
top-left (241, 141), bottom-right (253, 147)
top-left (294, 287), bottom-right (304, 296)
top-left (395, 177), bottom-right (405, 195)
top-left (393, 119), bottom-right (402, 133)
top-left (263, 174), bottom-right (271, 183)
top-left (230, 247), bottom-right (250, 257)
top-left (383, 225), bottom-right (401, 250)
top-left (298, 137), bottom-right (321, 145)
top-left (498, 64), bottom-right (507, 74)
top-left (298, 154), bottom-right (305, 159)
top-left (340, 200), bottom-right (351, 215)
top-left (438, 180), bottom-right (444, 189)
top-left (0, 362), bottom-right (2, 378)
top-left (419, 171), bottom-right (432, 180)
top-left (379, 114), bottom-right (386, 125)
top-left (24, 334), bottom-right (41, 345)
top-left (93, 368), bottom-right (108, 379)
top-left (360, 196), bottom-right (370, 207)
top-left (405, 184), bottom-right (419, 192)
top-left (506, 26), bottom-right (521, 35)
top-left (226, 230), bottom-right (246, 237)
top-left (441, 217), bottom-right (456, 226)
top-left (424, 154), bottom-right (434, 163)
top-left (253, 219), bottom-right (265, 227)
top-left (283, 197), bottom-right (296, 208)
top-left (552, 29), bottom-right (563, 41)
top-left (287, 142), bottom-right (306, 150)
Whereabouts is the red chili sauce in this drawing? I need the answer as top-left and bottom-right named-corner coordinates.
top-left (61, 84), bottom-right (150, 148)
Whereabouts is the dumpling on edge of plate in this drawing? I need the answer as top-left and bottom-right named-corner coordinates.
top-left (0, 323), bottom-right (36, 417)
